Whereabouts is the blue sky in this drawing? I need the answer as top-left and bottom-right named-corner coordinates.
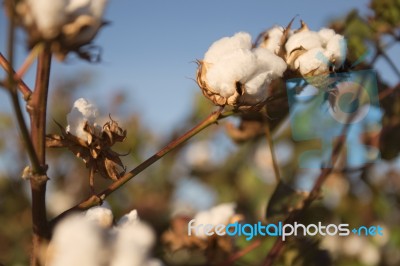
top-left (1, 0), bottom-right (373, 133)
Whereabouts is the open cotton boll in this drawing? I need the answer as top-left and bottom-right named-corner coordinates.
top-left (243, 48), bottom-right (287, 99)
top-left (85, 206), bottom-right (114, 228)
top-left (295, 47), bottom-right (330, 75)
top-left (49, 214), bottom-right (106, 266)
top-left (66, 0), bottom-right (91, 14)
top-left (205, 48), bottom-right (286, 100)
top-left (28, 0), bottom-right (68, 39)
top-left (198, 32), bottom-right (287, 108)
top-left (117, 209), bottom-right (139, 228)
top-left (66, 98), bottom-right (99, 141)
top-left (326, 34), bottom-right (346, 66)
top-left (254, 48), bottom-right (287, 78)
top-left (318, 28), bottom-right (336, 46)
top-left (208, 203), bottom-right (236, 225)
top-left (205, 49), bottom-right (257, 97)
top-left (111, 220), bottom-right (156, 266)
top-left (261, 26), bottom-right (285, 54)
top-left (285, 31), bottom-right (322, 55)
top-left (88, 0), bottom-right (108, 19)
top-left (192, 202), bottom-right (236, 238)
top-left (204, 32), bottom-right (252, 63)
top-left (194, 203), bottom-right (236, 226)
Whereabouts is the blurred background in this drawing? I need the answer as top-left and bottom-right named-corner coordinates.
top-left (1, 0), bottom-right (400, 265)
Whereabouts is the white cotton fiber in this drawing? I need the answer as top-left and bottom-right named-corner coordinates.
top-left (28, 0), bottom-right (68, 39)
top-left (295, 47), bottom-right (329, 75)
top-left (66, 98), bottom-right (99, 141)
top-left (285, 31), bottom-right (322, 55)
top-left (263, 26), bottom-right (285, 54)
top-left (204, 32), bottom-right (252, 63)
top-left (49, 215), bottom-right (106, 266)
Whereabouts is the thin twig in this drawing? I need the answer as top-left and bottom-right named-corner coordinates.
top-left (50, 108), bottom-right (233, 227)
top-left (0, 52), bottom-right (33, 100)
top-left (219, 239), bottom-right (262, 266)
top-left (16, 43), bottom-right (44, 79)
top-left (4, 7), bottom-right (40, 173)
top-left (379, 82), bottom-right (400, 100)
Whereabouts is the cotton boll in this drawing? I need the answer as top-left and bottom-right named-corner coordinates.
top-left (254, 48), bottom-right (287, 79)
top-left (326, 34), bottom-right (346, 67)
top-left (192, 203), bottom-right (236, 238)
top-left (66, 0), bottom-right (91, 14)
top-left (261, 26), bottom-right (285, 54)
top-left (192, 211), bottom-right (213, 238)
top-left (318, 28), bottom-right (336, 46)
top-left (285, 31), bottom-right (322, 55)
top-left (117, 209), bottom-right (139, 228)
top-left (196, 203), bottom-right (235, 225)
top-left (295, 47), bottom-right (330, 75)
top-left (244, 72), bottom-right (270, 97)
top-left (204, 32), bottom-right (252, 63)
top-left (49, 214), bottom-right (106, 266)
top-left (28, 0), bottom-right (68, 39)
top-left (85, 206), bottom-right (114, 228)
top-left (198, 32), bottom-right (287, 107)
top-left (88, 0), bottom-right (108, 19)
top-left (208, 203), bottom-right (236, 225)
top-left (243, 48), bottom-right (287, 98)
top-left (342, 235), bottom-right (365, 257)
top-left (359, 243), bottom-right (380, 266)
top-left (66, 98), bottom-right (99, 141)
top-left (205, 49), bottom-right (257, 97)
top-left (112, 220), bottom-right (156, 266)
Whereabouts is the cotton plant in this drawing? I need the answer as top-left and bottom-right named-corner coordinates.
top-left (46, 98), bottom-right (127, 191)
top-left (46, 207), bottom-right (162, 266)
top-left (6, 0), bottom-right (108, 60)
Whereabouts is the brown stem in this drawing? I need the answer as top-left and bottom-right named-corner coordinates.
top-left (0, 52), bottom-right (33, 100)
top-left (28, 47), bottom-right (52, 266)
top-left (379, 82), bottom-right (400, 100)
top-left (219, 239), bottom-right (262, 266)
top-left (50, 108), bottom-right (232, 228)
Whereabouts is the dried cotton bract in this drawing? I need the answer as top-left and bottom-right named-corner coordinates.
top-left (46, 98), bottom-right (127, 188)
top-left (197, 32), bottom-right (287, 109)
top-left (9, 0), bottom-right (108, 60)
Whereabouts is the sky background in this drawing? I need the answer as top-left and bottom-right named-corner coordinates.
top-left (0, 0), bottom-right (376, 134)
